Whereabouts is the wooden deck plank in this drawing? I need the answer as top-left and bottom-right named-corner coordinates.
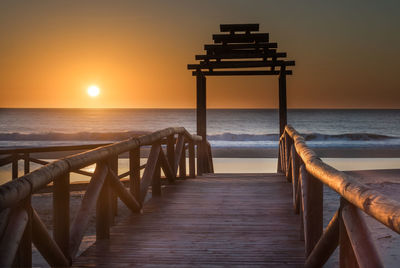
top-left (73, 173), bottom-right (305, 267)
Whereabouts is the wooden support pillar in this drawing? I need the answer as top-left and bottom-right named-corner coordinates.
top-left (196, 71), bottom-right (207, 175)
top-left (95, 161), bottom-right (114, 241)
top-left (53, 173), bottom-right (70, 259)
top-left (129, 148), bottom-right (141, 206)
top-left (179, 144), bottom-right (186, 179)
top-left (300, 165), bottom-right (323, 257)
top-left (108, 156), bottom-right (118, 222)
top-left (23, 153), bottom-right (30, 174)
top-left (339, 199), bottom-right (358, 268)
top-left (279, 66), bottom-right (287, 136)
top-left (188, 141), bottom-right (195, 178)
top-left (167, 134), bottom-right (175, 175)
top-left (96, 168), bottom-right (111, 240)
top-left (12, 153), bottom-right (18, 179)
top-left (13, 200), bottom-right (32, 268)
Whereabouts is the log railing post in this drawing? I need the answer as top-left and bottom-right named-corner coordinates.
top-left (300, 164), bottom-right (323, 257)
top-left (152, 153), bottom-right (162, 196)
top-left (206, 142), bottom-right (214, 173)
top-left (340, 199), bottom-right (383, 268)
top-left (108, 155), bottom-right (118, 223)
top-left (23, 153), bottom-right (30, 175)
top-left (167, 134), bottom-right (175, 176)
top-left (0, 206), bottom-right (29, 267)
top-left (179, 141), bottom-right (186, 179)
top-left (129, 148), bottom-right (141, 206)
top-left (96, 163), bottom-right (111, 240)
top-left (13, 199), bottom-right (32, 267)
top-left (277, 139), bottom-right (282, 173)
top-left (12, 153), bottom-right (18, 179)
top-left (291, 145), bottom-right (300, 213)
top-left (53, 173), bottom-right (70, 259)
top-left (339, 199), bottom-right (358, 268)
top-left (281, 137), bottom-right (286, 175)
top-left (284, 134), bottom-right (292, 181)
top-left (188, 140), bottom-right (195, 178)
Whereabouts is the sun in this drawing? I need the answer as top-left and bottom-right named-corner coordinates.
top-left (87, 85), bottom-right (100, 97)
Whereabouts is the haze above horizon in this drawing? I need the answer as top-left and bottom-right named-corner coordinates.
top-left (1, 0), bottom-right (399, 109)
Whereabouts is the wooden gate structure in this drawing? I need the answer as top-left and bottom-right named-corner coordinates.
top-left (188, 24), bottom-right (295, 174)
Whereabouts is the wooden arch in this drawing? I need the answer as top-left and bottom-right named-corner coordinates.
top-left (188, 24), bottom-right (295, 173)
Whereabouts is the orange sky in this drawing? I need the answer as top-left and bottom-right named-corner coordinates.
top-left (0, 1), bottom-right (399, 108)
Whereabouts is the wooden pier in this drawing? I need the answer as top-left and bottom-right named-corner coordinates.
top-left (73, 173), bottom-right (305, 267)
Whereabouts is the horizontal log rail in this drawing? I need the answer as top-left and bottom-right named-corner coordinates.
top-left (279, 125), bottom-right (392, 267)
top-left (0, 127), bottom-right (213, 267)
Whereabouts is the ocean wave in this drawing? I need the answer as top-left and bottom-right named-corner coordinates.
top-left (0, 131), bottom-right (397, 142)
top-left (0, 131), bottom-right (150, 141)
top-left (207, 133), bottom-right (398, 142)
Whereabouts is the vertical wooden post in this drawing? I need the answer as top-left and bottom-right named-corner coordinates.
top-left (53, 173), bottom-right (70, 259)
top-left (108, 156), bottom-right (118, 222)
top-left (167, 134), bottom-right (175, 175)
top-left (339, 199), bottom-right (358, 268)
top-left (206, 142), bottom-right (214, 173)
top-left (179, 143), bottom-right (186, 179)
top-left (152, 153), bottom-right (162, 196)
top-left (23, 153), bottom-right (30, 174)
top-left (96, 163), bottom-right (110, 240)
top-left (196, 71), bottom-right (206, 175)
top-left (279, 66), bottom-right (287, 137)
top-left (13, 199), bottom-right (32, 267)
top-left (12, 153), bottom-right (18, 179)
top-left (277, 140), bottom-right (282, 173)
top-left (300, 165), bottom-right (323, 257)
top-left (188, 141), bottom-right (195, 178)
top-left (285, 135), bottom-right (292, 182)
top-left (129, 148), bottom-right (141, 206)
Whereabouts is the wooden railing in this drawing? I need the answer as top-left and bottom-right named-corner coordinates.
top-left (0, 143), bottom-right (110, 182)
top-left (0, 127), bottom-right (213, 267)
top-left (278, 125), bottom-right (400, 268)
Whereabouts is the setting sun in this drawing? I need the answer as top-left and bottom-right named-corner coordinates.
top-left (87, 85), bottom-right (100, 97)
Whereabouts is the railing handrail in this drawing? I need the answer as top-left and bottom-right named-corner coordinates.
top-left (0, 127), bottom-right (202, 211)
top-left (284, 124), bottom-right (400, 233)
top-left (0, 143), bottom-right (111, 155)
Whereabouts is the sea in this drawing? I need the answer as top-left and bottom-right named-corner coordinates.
top-left (0, 108), bottom-right (400, 149)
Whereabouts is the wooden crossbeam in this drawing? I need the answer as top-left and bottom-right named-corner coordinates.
top-left (196, 51), bottom-right (287, 60)
top-left (205, 43), bottom-right (278, 51)
top-left (140, 143), bottom-right (161, 203)
top-left (220, 24), bottom-right (259, 32)
top-left (213, 33), bottom-right (269, 44)
top-left (108, 169), bottom-right (141, 213)
top-left (191, 70), bottom-right (292, 76)
top-left (188, 60), bottom-right (295, 70)
top-left (32, 208), bottom-right (69, 267)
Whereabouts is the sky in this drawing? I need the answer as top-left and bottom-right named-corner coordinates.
top-left (0, 0), bottom-right (399, 108)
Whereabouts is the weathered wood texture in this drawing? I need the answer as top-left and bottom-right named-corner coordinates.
top-left (73, 173), bottom-right (305, 267)
top-left (285, 125), bottom-right (400, 234)
top-left (0, 127), bottom-right (201, 211)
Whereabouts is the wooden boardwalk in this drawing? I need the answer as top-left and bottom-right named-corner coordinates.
top-left (73, 173), bottom-right (305, 267)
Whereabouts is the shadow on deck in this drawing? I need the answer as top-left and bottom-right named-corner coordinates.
top-left (73, 173), bottom-right (305, 267)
